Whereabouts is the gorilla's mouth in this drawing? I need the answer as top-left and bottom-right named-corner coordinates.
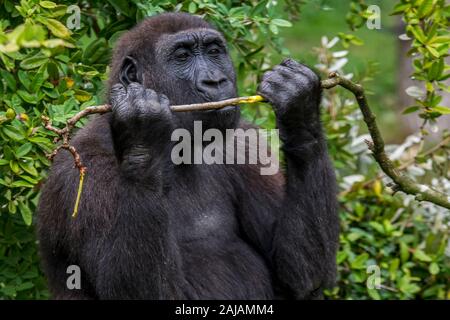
top-left (203, 105), bottom-right (237, 114)
top-left (201, 93), bottom-right (239, 113)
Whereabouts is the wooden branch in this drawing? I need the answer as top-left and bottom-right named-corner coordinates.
top-left (42, 72), bottom-right (450, 209)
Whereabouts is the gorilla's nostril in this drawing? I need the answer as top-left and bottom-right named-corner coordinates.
top-left (202, 78), bottom-right (227, 87)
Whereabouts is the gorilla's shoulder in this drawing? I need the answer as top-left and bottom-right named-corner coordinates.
top-left (71, 113), bottom-right (115, 157)
top-left (51, 114), bottom-right (115, 170)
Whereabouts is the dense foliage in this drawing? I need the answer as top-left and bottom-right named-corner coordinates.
top-left (0, 0), bottom-right (448, 299)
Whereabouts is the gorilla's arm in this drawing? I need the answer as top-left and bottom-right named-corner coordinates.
top-left (236, 59), bottom-right (339, 299)
top-left (38, 83), bottom-right (183, 299)
top-left (95, 83), bottom-right (183, 299)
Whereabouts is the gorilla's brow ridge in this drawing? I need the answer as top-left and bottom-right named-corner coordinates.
top-left (155, 28), bottom-right (226, 56)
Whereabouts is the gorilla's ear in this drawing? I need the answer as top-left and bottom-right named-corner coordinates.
top-left (120, 56), bottom-right (142, 86)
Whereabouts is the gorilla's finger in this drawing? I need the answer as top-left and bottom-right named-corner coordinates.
top-left (273, 65), bottom-right (296, 79)
top-left (110, 83), bottom-right (128, 116)
top-left (139, 90), bottom-right (161, 115)
top-left (127, 82), bottom-right (145, 102)
top-left (110, 84), bottom-right (126, 105)
top-left (283, 59), bottom-right (319, 82)
top-left (157, 94), bottom-right (173, 119)
top-left (261, 70), bottom-right (274, 82)
top-left (158, 94), bottom-right (170, 108)
top-left (265, 73), bottom-right (289, 91)
top-left (257, 81), bottom-right (277, 104)
top-left (144, 88), bottom-right (159, 103)
top-left (281, 58), bottom-right (302, 70)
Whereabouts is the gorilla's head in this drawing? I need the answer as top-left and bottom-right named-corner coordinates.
top-left (108, 13), bottom-right (239, 131)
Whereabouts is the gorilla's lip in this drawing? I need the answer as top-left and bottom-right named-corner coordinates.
top-left (218, 105), bottom-right (236, 111)
top-left (203, 105), bottom-right (236, 113)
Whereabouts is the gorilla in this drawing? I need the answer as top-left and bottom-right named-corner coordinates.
top-left (37, 12), bottom-right (339, 299)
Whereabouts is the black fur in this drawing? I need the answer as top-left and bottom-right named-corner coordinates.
top-left (37, 12), bottom-right (339, 300)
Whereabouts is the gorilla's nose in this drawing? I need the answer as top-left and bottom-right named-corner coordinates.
top-left (197, 71), bottom-right (229, 97)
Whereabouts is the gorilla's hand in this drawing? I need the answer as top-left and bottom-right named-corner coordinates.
top-left (110, 82), bottom-right (173, 147)
top-left (110, 82), bottom-right (174, 180)
top-left (257, 58), bottom-right (321, 131)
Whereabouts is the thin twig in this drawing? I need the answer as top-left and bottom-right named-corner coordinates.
top-left (42, 72), bottom-right (450, 210)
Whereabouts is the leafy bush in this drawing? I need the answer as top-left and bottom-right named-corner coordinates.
top-left (0, 0), bottom-right (448, 299)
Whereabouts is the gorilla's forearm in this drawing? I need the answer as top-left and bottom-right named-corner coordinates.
top-left (273, 124), bottom-right (339, 299)
top-left (117, 142), bottom-right (173, 186)
top-left (111, 118), bottom-right (174, 185)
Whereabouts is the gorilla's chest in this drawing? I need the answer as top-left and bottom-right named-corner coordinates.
top-left (167, 166), bottom-right (238, 242)
top-left (165, 166), bottom-right (272, 299)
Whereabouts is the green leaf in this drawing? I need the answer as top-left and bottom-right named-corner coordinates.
top-left (367, 288), bottom-right (381, 300)
top-left (351, 253), bottom-right (369, 269)
top-left (402, 106), bottom-right (420, 114)
top-left (28, 136), bottom-right (52, 144)
top-left (8, 201), bottom-right (17, 214)
top-left (42, 18), bottom-right (71, 39)
top-left (336, 251), bottom-right (347, 264)
top-left (31, 66), bottom-right (48, 91)
top-left (107, 0), bottom-right (132, 17)
top-left (429, 262), bottom-right (440, 275)
top-left (2, 125), bottom-right (25, 141)
top-left (417, 0), bottom-right (434, 18)
top-left (391, 3), bottom-right (410, 15)
top-left (389, 258), bottom-right (400, 280)
top-left (428, 59), bottom-right (444, 81)
top-left (269, 24), bottom-right (279, 34)
top-left (15, 142), bottom-right (33, 158)
top-left (40, 1), bottom-right (57, 9)
top-left (18, 70), bottom-right (31, 90)
top-left (271, 19), bottom-right (293, 27)
top-left (16, 281), bottom-right (34, 291)
top-left (410, 26), bottom-right (426, 44)
top-left (400, 242), bottom-right (410, 262)
top-left (426, 45), bottom-right (440, 58)
top-left (18, 201), bottom-right (33, 226)
top-left (11, 180), bottom-right (34, 188)
top-left (414, 249), bottom-right (432, 262)
top-left (430, 106), bottom-right (450, 114)
top-left (9, 160), bottom-right (20, 173)
top-left (369, 221), bottom-right (385, 234)
top-left (19, 174), bottom-right (39, 184)
top-left (74, 89), bottom-right (92, 102)
top-left (188, 2), bottom-right (197, 13)
top-left (19, 159), bottom-right (38, 177)
top-left (1, 286), bottom-right (16, 297)
top-left (17, 90), bottom-right (38, 104)
top-left (20, 53), bottom-right (48, 70)
top-left (0, 69), bottom-right (16, 90)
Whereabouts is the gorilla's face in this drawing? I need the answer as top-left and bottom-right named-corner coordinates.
top-left (119, 28), bottom-right (239, 132)
top-left (157, 29), bottom-right (236, 103)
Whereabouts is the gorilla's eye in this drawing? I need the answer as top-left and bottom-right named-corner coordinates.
top-left (174, 49), bottom-right (190, 61)
top-left (207, 47), bottom-right (221, 56)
